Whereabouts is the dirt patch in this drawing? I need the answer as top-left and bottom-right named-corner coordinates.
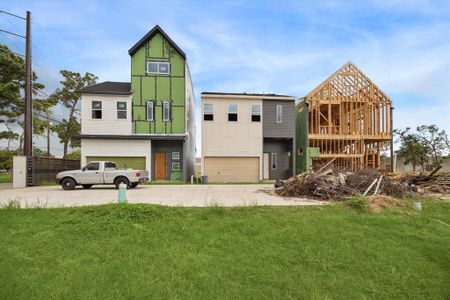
top-left (366, 195), bottom-right (404, 213)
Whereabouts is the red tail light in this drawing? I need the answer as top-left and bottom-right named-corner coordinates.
top-left (136, 172), bottom-right (140, 177)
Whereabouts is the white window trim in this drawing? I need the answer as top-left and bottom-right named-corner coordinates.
top-left (163, 101), bottom-right (171, 122)
top-left (172, 152), bottom-right (180, 160)
top-left (203, 103), bottom-right (214, 121)
top-left (276, 104), bottom-right (283, 124)
top-left (146, 101), bottom-right (154, 121)
top-left (228, 104), bottom-right (238, 113)
top-left (91, 101), bottom-right (102, 120)
top-left (172, 162), bottom-right (180, 171)
top-left (251, 104), bottom-right (261, 121)
top-left (146, 61), bottom-right (171, 75)
top-left (117, 101), bottom-right (127, 120)
top-left (271, 153), bottom-right (277, 170)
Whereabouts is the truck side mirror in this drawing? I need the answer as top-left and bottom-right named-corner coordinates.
top-left (81, 167), bottom-right (86, 171)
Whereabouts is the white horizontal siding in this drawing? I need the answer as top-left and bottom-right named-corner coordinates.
top-left (81, 94), bottom-right (132, 135)
top-left (81, 139), bottom-right (152, 177)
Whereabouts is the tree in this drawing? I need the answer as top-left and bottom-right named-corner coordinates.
top-left (394, 128), bottom-right (428, 171)
top-left (416, 125), bottom-right (449, 167)
top-left (49, 70), bottom-right (97, 157)
top-left (0, 149), bottom-right (17, 171)
top-left (65, 150), bottom-right (81, 160)
top-left (0, 44), bottom-right (55, 152)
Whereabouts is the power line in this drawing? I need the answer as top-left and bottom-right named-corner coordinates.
top-left (0, 28), bottom-right (25, 39)
top-left (0, 10), bottom-right (26, 21)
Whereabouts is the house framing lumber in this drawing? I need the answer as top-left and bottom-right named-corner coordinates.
top-left (300, 61), bottom-right (392, 171)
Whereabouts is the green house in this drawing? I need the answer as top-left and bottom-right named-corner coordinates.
top-left (79, 25), bottom-right (195, 181)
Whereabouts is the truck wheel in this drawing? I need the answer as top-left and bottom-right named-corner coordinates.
top-left (114, 177), bottom-right (129, 189)
top-left (61, 178), bottom-right (76, 190)
top-left (82, 184), bottom-right (93, 189)
top-left (130, 182), bottom-right (139, 188)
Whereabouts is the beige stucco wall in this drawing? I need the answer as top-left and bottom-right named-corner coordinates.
top-left (201, 96), bottom-right (263, 179)
top-left (81, 139), bottom-right (152, 177)
top-left (81, 94), bottom-right (132, 135)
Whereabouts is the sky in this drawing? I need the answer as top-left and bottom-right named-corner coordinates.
top-left (1, 0), bottom-right (450, 157)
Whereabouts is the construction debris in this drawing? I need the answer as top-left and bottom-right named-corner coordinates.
top-left (275, 168), bottom-right (450, 200)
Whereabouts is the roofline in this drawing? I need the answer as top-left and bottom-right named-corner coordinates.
top-left (79, 91), bottom-right (132, 96)
top-left (77, 134), bottom-right (186, 141)
top-left (201, 92), bottom-right (296, 101)
top-left (128, 25), bottom-right (186, 58)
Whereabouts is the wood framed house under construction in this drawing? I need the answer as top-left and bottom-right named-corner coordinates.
top-left (296, 62), bottom-right (393, 172)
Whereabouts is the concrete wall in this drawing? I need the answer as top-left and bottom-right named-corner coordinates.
top-left (81, 94), bottom-right (132, 135)
top-left (201, 96), bottom-right (263, 179)
top-left (81, 139), bottom-right (152, 178)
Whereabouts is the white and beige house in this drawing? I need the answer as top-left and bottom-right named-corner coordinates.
top-left (201, 92), bottom-right (296, 182)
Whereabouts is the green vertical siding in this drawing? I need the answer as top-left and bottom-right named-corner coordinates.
top-left (131, 32), bottom-right (185, 134)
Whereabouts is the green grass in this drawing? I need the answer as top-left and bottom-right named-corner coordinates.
top-left (0, 198), bottom-right (449, 299)
top-left (0, 173), bottom-right (11, 183)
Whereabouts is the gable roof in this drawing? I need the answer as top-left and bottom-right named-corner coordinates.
top-left (304, 61), bottom-right (392, 103)
top-left (78, 81), bottom-right (131, 95)
top-left (128, 25), bottom-right (186, 58)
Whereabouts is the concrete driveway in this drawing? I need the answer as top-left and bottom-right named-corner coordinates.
top-left (0, 184), bottom-right (325, 208)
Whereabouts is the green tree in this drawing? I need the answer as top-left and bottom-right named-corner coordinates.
top-left (0, 44), bottom-right (55, 152)
top-left (0, 149), bottom-right (17, 170)
top-left (65, 150), bottom-right (81, 160)
top-left (394, 128), bottom-right (428, 171)
top-left (416, 125), bottom-right (448, 167)
top-left (49, 70), bottom-right (97, 157)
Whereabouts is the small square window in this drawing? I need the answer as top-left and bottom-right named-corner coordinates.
top-left (159, 63), bottom-right (169, 74)
top-left (172, 162), bottom-right (180, 171)
top-left (172, 152), bottom-right (180, 160)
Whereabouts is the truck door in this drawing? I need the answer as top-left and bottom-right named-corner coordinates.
top-left (81, 162), bottom-right (102, 184)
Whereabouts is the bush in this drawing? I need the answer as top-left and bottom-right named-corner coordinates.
top-left (346, 196), bottom-right (368, 210)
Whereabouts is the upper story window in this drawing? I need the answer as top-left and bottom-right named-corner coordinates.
top-left (163, 101), bottom-right (171, 121)
top-left (228, 104), bottom-right (238, 122)
top-left (92, 101), bottom-right (102, 119)
top-left (276, 104), bottom-right (283, 123)
top-left (203, 103), bottom-right (213, 121)
top-left (146, 101), bottom-right (154, 121)
top-left (117, 101), bottom-right (127, 119)
top-left (251, 104), bottom-right (261, 122)
top-left (146, 61), bottom-right (170, 75)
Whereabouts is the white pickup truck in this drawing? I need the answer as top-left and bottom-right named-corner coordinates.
top-left (56, 161), bottom-right (149, 190)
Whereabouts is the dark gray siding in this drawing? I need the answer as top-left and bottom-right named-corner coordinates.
top-left (263, 138), bottom-right (293, 180)
top-left (152, 140), bottom-right (183, 180)
top-left (262, 100), bottom-right (295, 138)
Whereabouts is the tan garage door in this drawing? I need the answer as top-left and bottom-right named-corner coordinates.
top-left (204, 157), bottom-right (259, 182)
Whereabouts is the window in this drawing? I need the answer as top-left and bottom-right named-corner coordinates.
top-left (163, 101), bottom-right (171, 121)
top-left (172, 162), bottom-right (180, 171)
top-left (251, 104), bottom-right (261, 122)
top-left (276, 104), bottom-right (283, 123)
top-left (84, 162), bottom-right (99, 171)
top-left (92, 101), bottom-right (102, 119)
top-left (117, 102), bottom-right (127, 119)
top-left (228, 104), bottom-right (238, 121)
top-left (172, 152), bottom-right (180, 160)
top-left (203, 103), bottom-right (213, 121)
top-left (271, 153), bottom-right (277, 170)
top-left (146, 101), bottom-right (154, 121)
top-left (104, 162), bottom-right (116, 170)
top-left (146, 61), bottom-right (170, 75)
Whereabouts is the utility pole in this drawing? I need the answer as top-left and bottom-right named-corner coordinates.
top-left (390, 106), bottom-right (394, 173)
top-left (24, 11), bottom-right (32, 157)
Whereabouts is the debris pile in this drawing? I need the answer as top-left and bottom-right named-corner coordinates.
top-left (275, 169), bottom-right (414, 200)
top-left (399, 174), bottom-right (450, 194)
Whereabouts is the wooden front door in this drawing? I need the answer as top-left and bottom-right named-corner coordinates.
top-left (155, 152), bottom-right (166, 180)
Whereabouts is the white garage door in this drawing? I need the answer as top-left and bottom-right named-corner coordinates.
top-left (204, 157), bottom-right (259, 182)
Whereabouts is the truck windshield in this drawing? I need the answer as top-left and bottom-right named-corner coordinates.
top-left (104, 162), bottom-right (116, 170)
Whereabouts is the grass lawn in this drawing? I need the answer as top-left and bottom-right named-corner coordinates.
top-left (0, 198), bottom-right (449, 299)
top-left (0, 173), bottom-right (12, 183)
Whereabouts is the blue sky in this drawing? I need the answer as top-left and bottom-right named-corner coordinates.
top-left (1, 0), bottom-right (450, 156)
